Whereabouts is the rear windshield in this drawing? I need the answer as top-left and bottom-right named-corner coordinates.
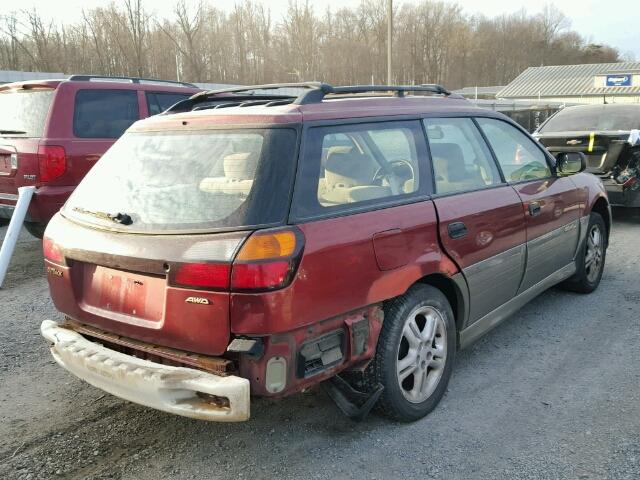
top-left (63, 128), bottom-right (297, 233)
top-left (539, 105), bottom-right (640, 133)
top-left (0, 89), bottom-right (55, 137)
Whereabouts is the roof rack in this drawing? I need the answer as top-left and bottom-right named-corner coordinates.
top-left (67, 75), bottom-right (197, 88)
top-left (167, 82), bottom-right (462, 112)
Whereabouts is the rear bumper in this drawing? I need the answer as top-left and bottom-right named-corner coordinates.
top-left (0, 193), bottom-right (18, 220)
top-left (0, 185), bottom-right (74, 223)
top-left (601, 180), bottom-right (640, 207)
top-left (40, 320), bottom-right (250, 422)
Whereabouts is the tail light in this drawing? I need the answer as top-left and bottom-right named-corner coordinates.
top-left (168, 228), bottom-right (304, 292)
top-left (43, 237), bottom-right (64, 265)
top-left (231, 228), bottom-right (303, 291)
top-left (38, 145), bottom-right (66, 183)
top-left (622, 176), bottom-right (638, 189)
top-left (172, 263), bottom-right (230, 290)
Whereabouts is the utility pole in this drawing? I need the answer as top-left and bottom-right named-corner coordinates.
top-left (387, 0), bottom-right (393, 85)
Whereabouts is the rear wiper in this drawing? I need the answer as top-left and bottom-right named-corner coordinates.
top-left (72, 207), bottom-right (133, 225)
top-left (0, 129), bottom-right (27, 134)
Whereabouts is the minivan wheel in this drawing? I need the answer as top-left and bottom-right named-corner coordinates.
top-left (561, 212), bottom-right (607, 294)
top-left (365, 284), bottom-right (456, 422)
top-left (24, 222), bottom-right (46, 239)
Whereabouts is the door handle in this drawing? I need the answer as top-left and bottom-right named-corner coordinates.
top-left (528, 202), bottom-right (542, 217)
top-left (448, 221), bottom-right (468, 239)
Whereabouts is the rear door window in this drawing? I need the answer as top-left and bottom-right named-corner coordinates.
top-left (73, 89), bottom-right (139, 138)
top-left (292, 121), bottom-right (428, 219)
top-left (423, 118), bottom-right (501, 194)
top-left (146, 92), bottom-right (192, 115)
top-left (477, 118), bottom-right (552, 182)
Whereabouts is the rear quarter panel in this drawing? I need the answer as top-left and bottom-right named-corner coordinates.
top-left (230, 201), bottom-right (459, 335)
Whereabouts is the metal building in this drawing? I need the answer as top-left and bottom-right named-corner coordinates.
top-left (0, 70), bottom-right (65, 84)
top-left (498, 62), bottom-right (640, 104)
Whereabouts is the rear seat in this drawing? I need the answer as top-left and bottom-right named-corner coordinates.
top-left (199, 152), bottom-right (257, 196)
top-left (431, 143), bottom-right (487, 193)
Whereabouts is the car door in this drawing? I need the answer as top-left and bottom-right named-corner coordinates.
top-left (67, 88), bottom-right (142, 184)
top-left (476, 117), bottom-right (582, 293)
top-left (423, 118), bottom-right (527, 324)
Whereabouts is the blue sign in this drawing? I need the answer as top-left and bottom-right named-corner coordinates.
top-left (606, 74), bottom-right (632, 87)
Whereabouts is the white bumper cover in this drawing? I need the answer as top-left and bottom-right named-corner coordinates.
top-left (41, 320), bottom-right (250, 422)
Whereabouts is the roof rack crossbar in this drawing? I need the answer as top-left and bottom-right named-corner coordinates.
top-left (68, 75), bottom-right (197, 88)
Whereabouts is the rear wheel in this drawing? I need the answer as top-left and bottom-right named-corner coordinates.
top-left (561, 212), bottom-right (606, 293)
top-left (24, 222), bottom-right (46, 239)
top-left (365, 284), bottom-right (456, 422)
top-left (0, 218), bottom-right (8, 227)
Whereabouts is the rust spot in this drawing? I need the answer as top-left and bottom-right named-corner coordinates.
top-left (62, 318), bottom-right (235, 376)
top-left (196, 391), bottom-right (231, 410)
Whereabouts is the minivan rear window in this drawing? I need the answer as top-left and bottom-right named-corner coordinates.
top-left (0, 89), bottom-right (55, 137)
top-left (63, 128), bottom-right (297, 233)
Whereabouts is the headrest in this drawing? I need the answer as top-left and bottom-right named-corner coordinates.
top-left (324, 150), bottom-right (375, 188)
top-left (430, 143), bottom-right (466, 181)
top-left (223, 152), bottom-right (258, 180)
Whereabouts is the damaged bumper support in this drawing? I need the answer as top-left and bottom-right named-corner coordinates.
top-left (40, 320), bottom-right (250, 422)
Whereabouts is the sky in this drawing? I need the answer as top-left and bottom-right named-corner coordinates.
top-left (1, 0), bottom-right (639, 59)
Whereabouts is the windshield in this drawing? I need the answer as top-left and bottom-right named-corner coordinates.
top-left (540, 105), bottom-right (640, 133)
top-left (0, 88), bottom-right (55, 137)
top-left (64, 128), bottom-right (297, 233)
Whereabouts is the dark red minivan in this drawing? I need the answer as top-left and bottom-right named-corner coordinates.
top-left (41, 83), bottom-right (611, 422)
top-left (0, 75), bottom-right (201, 237)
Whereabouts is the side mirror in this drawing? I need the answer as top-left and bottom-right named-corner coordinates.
top-left (555, 151), bottom-right (586, 175)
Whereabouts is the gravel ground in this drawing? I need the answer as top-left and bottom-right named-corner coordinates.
top-left (0, 211), bottom-right (638, 480)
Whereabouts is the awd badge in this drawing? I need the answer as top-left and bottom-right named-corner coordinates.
top-left (185, 296), bottom-right (210, 305)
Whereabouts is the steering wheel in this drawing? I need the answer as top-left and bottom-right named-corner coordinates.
top-left (510, 163), bottom-right (547, 181)
top-left (373, 160), bottom-right (415, 194)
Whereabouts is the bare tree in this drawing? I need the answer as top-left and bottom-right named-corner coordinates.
top-left (0, 0), bottom-right (623, 88)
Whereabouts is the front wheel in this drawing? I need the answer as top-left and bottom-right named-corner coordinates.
top-left (364, 284), bottom-right (456, 422)
top-left (561, 212), bottom-right (607, 293)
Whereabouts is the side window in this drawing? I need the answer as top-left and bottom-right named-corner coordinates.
top-left (146, 92), bottom-right (191, 115)
top-left (423, 118), bottom-right (501, 195)
top-left (476, 117), bottom-right (552, 182)
top-left (293, 121), bottom-right (427, 218)
top-left (74, 90), bottom-right (139, 139)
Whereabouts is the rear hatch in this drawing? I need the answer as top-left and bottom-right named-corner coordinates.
top-left (46, 124), bottom-right (298, 355)
top-left (0, 83), bottom-right (58, 201)
top-left (536, 131), bottom-right (628, 174)
top-left (536, 104), bottom-right (640, 174)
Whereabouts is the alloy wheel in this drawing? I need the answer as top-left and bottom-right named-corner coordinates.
top-left (585, 224), bottom-right (604, 283)
top-left (396, 305), bottom-right (447, 403)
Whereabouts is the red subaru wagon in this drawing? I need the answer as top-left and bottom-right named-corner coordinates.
top-left (41, 83), bottom-right (611, 422)
top-left (0, 75), bottom-right (201, 237)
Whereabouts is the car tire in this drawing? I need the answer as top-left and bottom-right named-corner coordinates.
top-left (363, 284), bottom-right (456, 422)
top-left (0, 218), bottom-right (8, 227)
top-left (24, 222), bottom-right (46, 239)
top-left (561, 212), bottom-right (607, 294)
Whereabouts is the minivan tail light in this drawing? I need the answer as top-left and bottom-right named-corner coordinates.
top-left (38, 145), bottom-right (66, 183)
top-left (173, 263), bottom-right (230, 290)
top-left (231, 228), bottom-right (304, 291)
top-left (43, 237), bottom-right (64, 264)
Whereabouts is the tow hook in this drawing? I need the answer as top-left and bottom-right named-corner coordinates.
top-left (322, 374), bottom-right (384, 422)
